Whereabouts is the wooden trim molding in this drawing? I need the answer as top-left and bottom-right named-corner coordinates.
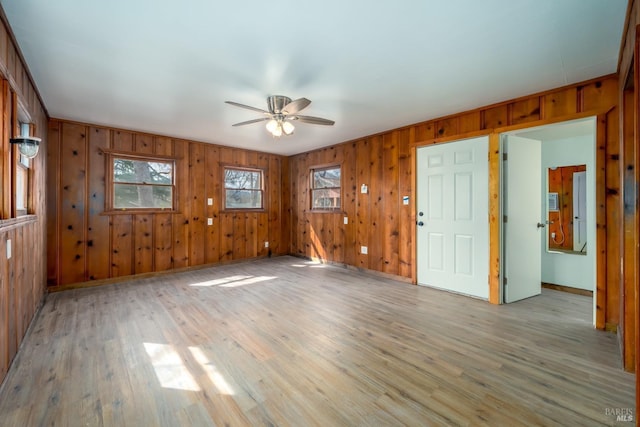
top-left (0, 214), bottom-right (36, 231)
top-left (542, 282), bottom-right (593, 297)
top-left (488, 133), bottom-right (501, 304)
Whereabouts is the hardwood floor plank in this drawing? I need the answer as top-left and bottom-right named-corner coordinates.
top-left (0, 256), bottom-right (634, 426)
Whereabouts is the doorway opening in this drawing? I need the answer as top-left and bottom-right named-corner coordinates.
top-left (500, 117), bottom-right (597, 323)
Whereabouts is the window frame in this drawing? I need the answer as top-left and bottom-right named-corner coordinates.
top-left (222, 165), bottom-right (265, 211)
top-left (310, 164), bottom-right (342, 212)
top-left (104, 152), bottom-right (177, 213)
top-left (12, 119), bottom-right (35, 217)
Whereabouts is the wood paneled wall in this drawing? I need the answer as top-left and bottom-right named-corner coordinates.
top-left (618, 0), bottom-right (640, 392)
top-left (289, 75), bottom-right (620, 324)
top-left (47, 119), bottom-right (286, 288)
top-left (0, 12), bottom-right (48, 386)
top-left (289, 133), bottom-right (413, 278)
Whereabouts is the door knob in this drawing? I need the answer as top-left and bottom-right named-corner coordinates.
top-left (537, 222), bottom-right (545, 228)
top-left (417, 221), bottom-right (424, 227)
top-left (418, 212), bottom-right (424, 216)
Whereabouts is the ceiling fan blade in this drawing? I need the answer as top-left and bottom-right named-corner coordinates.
top-left (225, 101), bottom-right (269, 114)
top-left (282, 98), bottom-right (311, 115)
top-left (232, 117), bottom-right (270, 127)
top-left (293, 115), bottom-right (335, 126)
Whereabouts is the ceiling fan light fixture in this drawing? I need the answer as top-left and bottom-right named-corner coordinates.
top-left (227, 95), bottom-right (333, 138)
top-left (265, 119), bottom-right (278, 133)
top-left (271, 125), bottom-right (283, 137)
top-left (282, 121), bottom-right (295, 135)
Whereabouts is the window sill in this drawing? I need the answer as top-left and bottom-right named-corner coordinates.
top-left (547, 248), bottom-right (587, 256)
top-left (221, 209), bottom-right (267, 213)
top-left (309, 209), bottom-right (345, 214)
top-left (0, 215), bottom-right (37, 231)
top-left (101, 209), bottom-right (178, 215)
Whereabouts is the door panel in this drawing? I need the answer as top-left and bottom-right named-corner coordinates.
top-left (504, 135), bottom-right (542, 303)
top-left (573, 171), bottom-right (587, 251)
top-left (417, 137), bottom-right (489, 299)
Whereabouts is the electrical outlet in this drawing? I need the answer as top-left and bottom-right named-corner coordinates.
top-left (207, 198), bottom-right (213, 206)
top-left (551, 232), bottom-right (556, 239)
top-left (6, 239), bottom-right (11, 259)
top-left (361, 246), bottom-right (368, 254)
top-left (207, 218), bottom-right (213, 226)
top-left (265, 241), bottom-right (269, 248)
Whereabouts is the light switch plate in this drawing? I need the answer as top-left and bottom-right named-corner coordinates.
top-left (207, 218), bottom-right (213, 225)
top-left (6, 239), bottom-right (11, 259)
top-left (207, 198), bottom-right (213, 206)
top-left (343, 217), bottom-right (348, 225)
top-left (361, 246), bottom-right (368, 255)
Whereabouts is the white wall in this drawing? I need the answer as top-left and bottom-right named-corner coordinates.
top-left (540, 131), bottom-right (596, 291)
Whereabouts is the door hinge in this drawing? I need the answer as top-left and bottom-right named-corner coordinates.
top-left (503, 215), bottom-right (508, 223)
top-left (503, 153), bottom-right (508, 161)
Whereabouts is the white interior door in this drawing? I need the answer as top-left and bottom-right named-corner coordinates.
top-left (416, 136), bottom-right (489, 299)
top-left (573, 171), bottom-right (587, 251)
top-left (503, 135), bottom-right (542, 303)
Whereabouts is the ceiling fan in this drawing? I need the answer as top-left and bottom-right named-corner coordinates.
top-left (225, 95), bottom-right (335, 137)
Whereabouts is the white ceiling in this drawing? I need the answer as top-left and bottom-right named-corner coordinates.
top-left (514, 117), bottom-right (595, 141)
top-left (0, 0), bottom-right (627, 155)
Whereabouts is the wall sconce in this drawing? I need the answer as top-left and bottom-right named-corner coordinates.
top-left (10, 136), bottom-right (41, 158)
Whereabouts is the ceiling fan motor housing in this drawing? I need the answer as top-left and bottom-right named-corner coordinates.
top-left (267, 95), bottom-right (292, 114)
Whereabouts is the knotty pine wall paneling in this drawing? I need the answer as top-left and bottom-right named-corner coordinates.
top-left (0, 9), bottom-right (48, 387)
top-left (368, 135), bottom-right (384, 273)
top-left (47, 119), bottom-right (286, 288)
top-left (267, 154), bottom-right (282, 255)
top-left (606, 106), bottom-right (623, 332)
top-left (355, 139), bottom-right (370, 269)
top-left (173, 139), bottom-right (190, 269)
top-left (397, 128), bottom-right (412, 278)
top-left (618, 13), bottom-right (640, 379)
top-left (617, 0), bottom-right (640, 412)
top-left (204, 144), bottom-right (220, 264)
top-left (189, 142), bottom-right (206, 267)
top-left (58, 122), bottom-right (87, 284)
top-left (87, 127), bottom-right (110, 280)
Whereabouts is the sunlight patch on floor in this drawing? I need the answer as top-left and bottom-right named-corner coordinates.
top-left (144, 343), bottom-right (200, 391)
top-left (290, 260), bottom-right (327, 269)
top-left (220, 276), bottom-right (276, 288)
top-left (190, 275), bottom-right (252, 287)
top-left (189, 275), bottom-right (277, 288)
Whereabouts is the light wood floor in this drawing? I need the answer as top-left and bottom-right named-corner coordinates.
top-left (0, 256), bottom-right (634, 426)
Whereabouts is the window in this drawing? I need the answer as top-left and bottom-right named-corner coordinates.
top-left (311, 165), bottom-right (341, 210)
top-left (110, 156), bottom-right (174, 210)
top-left (15, 155), bottom-right (29, 216)
top-left (15, 122), bottom-right (32, 216)
top-left (224, 167), bottom-right (263, 210)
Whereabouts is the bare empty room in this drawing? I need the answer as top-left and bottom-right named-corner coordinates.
top-left (0, 1), bottom-right (639, 425)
